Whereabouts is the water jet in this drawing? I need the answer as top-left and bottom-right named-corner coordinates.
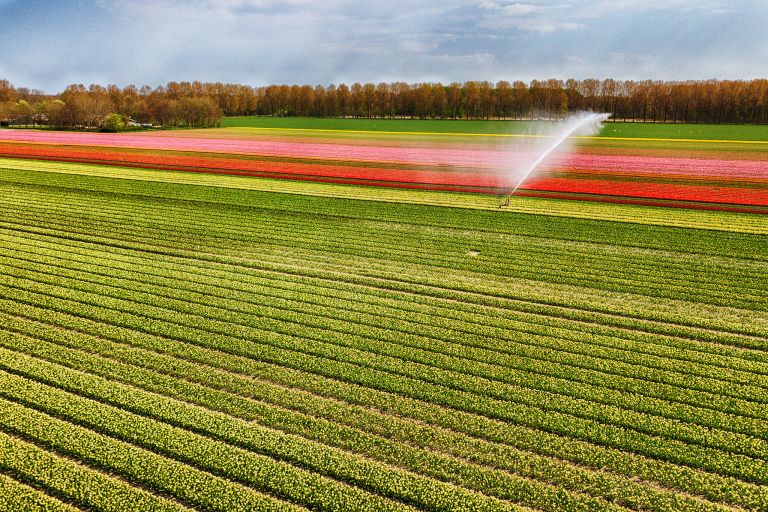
top-left (498, 112), bottom-right (610, 207)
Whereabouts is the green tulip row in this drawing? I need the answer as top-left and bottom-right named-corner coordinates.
top-left (1, 300), bottom-right (761, 510)
top-left (4, 212), bottom-right (764, 355)
top-left (9, 172), bottom-right (768, 295)
top-left (4, 249), bottom-right (766, 450)
top-left (0, 321), bottom-right (735, 512)
top-left (5, 201), bottom-right (767, 324)
top-left (1, 277), bottom-right (766, 499)
top-left (3, 159), bottom-right (767, 235)
top-left (5, 267), bottom-right (766, 471)
top-left (0, 471), bottom-right (81, 512)
top-left (3, 175), bottom-right (766, 308)
top-left (6, 159), bottom-right (768, 251)
top-left (0, 357), bottom-right (531, 512)
top-left (5, 241), bottom-right (766, 425)
top-left (5, 227), bottom-right (766, 390)
top-left (2, 159), bottom-right (766, 512)
top-left (4, 210), bottom-right (764, 358)
top-left (0, 391), bottom-right (397, 512)
top-left (0, 429), bottom-right (191, 511)
top-left (5, 191), bottom-right (765, 310)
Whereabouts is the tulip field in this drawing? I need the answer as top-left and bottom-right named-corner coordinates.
top-left (0, 119), bottom-right (767, 211)
top-left (0, 120), bottom-right (767, 511)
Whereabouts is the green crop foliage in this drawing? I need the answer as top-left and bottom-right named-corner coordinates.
top-left (0, 472), bottom-right (80, 512)
top-left (0, 158), bottom-right (765, 511)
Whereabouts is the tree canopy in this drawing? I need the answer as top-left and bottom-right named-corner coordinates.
top-left (1, 77), bottom-right (767, 127)
top-left (102, 113), bottom-right (125, 132)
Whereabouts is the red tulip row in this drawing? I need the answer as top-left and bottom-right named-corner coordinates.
top-left (1, 130), bottom-right (766, 209)
top-left (525, 177), bottom-right (768, 206)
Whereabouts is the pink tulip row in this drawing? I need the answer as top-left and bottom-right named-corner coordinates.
top-left (1, 129), bottom-right (766, 179)
top-left (559, 155), bottom-right (768, 179)
top-left (0, 130), bottom-right (501, 166)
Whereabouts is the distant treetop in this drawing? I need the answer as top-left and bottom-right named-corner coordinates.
top-left (1, 78), bottom-right (767, 127)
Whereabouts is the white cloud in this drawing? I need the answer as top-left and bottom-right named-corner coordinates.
top-left (523, 21), bottom-right (585, 33)
top-left (478, 1), bottom-right (500, 9)
top-left (573, 0), bottom-right (733, 16)
top-left (502, 3), bottom-right (539, 15)
top-left (1, 0), bottom-right (766, 91)
top-left (433, 53), bottom-right (497, 65)
top-left (478, 1), bottom-right (538, 13)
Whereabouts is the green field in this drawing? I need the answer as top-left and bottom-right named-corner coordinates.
top-left (0, 158), bottom-right (767, 511)
top-left (221, 116), bottom-right (768, 140)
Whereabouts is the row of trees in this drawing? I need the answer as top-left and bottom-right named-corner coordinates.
top-left (2, 78), bottom-right (768, 126)
top-left (253, 79), bottom-right (768, 123)
top-left (0, 80), bottom-right (222, 129)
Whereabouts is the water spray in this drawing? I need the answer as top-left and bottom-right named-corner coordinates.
top-left (498, 112), bottom-right (611, 207)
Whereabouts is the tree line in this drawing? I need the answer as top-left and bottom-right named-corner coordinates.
top-left (2, 78), bottom-right (768, 127)
top-left (0, 81), bottom-right (222, 129)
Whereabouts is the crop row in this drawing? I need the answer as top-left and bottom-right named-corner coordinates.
top-left (10, 186), bottom-right (760, 326)
top-left (3, 161), bottom-right (767, 261)
top-left (1, 292), bottom-right (764, 510)
top-left (5, 208), bottom-right (765, 350)
top-left (5, 157), bottom-right (766, 235)
top-left (7, 180), bottom-right (768, 280)
top-left (5, 192), bottom-right (767, 312)
top-left (6, 240), bottom-right (767, 425)
top-left (0, 395), bottom-right (324, 512)
top-left (2, 148), bottom-right (767, 511)
top-left (5, 221), bottom-right (766, 375)
top-left (526, 176), bottom-right (768, 207)
top-left (13, 147), bottom-right (768, 208)
top-left (0, 429), bottom-right (191, 512)
top-left (0, 140), bottom-right (492, 173)
top-left (5, 247), bottom-right (767, 442)
top-left (5, 141), bottom-right (768, 209)
top-left (6, 184), bottom-right (766, 297)
top-left (0, 143), bottom-right (508, 188)
top-left (5, 225), bottom-right (765, 382)
top-left (0, 356), bottom-right (544, 512)
top-left (9, 182), bottom-right (759, 280)
top-left (8, 160), bottom-right (765, 258)
top-left (0, 310), bottom-right (737, 512)
top-left (0, 129), bottom-right (513, 166)
top-left (2, 271), bottom-right (767, 489)
top-left (3, 184), bottom-right (765, 344)
top-left (0, 471), bottom-right (80, 512)
top-left (2, 131), bottom-right (766, 179)
top-left (3, 212), bottom-right (765, 361)
top-left (5, 262), bottom-right (768, 460)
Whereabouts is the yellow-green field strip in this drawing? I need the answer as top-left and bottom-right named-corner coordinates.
top-left (1, 158), bottom-right (764, 235)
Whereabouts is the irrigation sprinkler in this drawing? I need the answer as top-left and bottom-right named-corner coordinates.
top-left (498, 113), bottom-right (611, 207)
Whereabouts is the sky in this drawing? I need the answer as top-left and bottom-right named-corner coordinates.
top-left (0, 0), bottom-right (765, 93)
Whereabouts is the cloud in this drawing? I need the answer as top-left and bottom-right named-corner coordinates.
top-left (524, 21), bottom-right (585, 33)
top-left (0, 0), bottom-right (766, 91)
top-left (502, 3), bottom-right (539, 15)
top-left (475, 2), bottom-right (584, 33)
top-left (571, 0), bottom-right (738, 18)
top-left (478, 1), bottom-right (538, 14)
top-left (433, 53), bottom-right (497, 65)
